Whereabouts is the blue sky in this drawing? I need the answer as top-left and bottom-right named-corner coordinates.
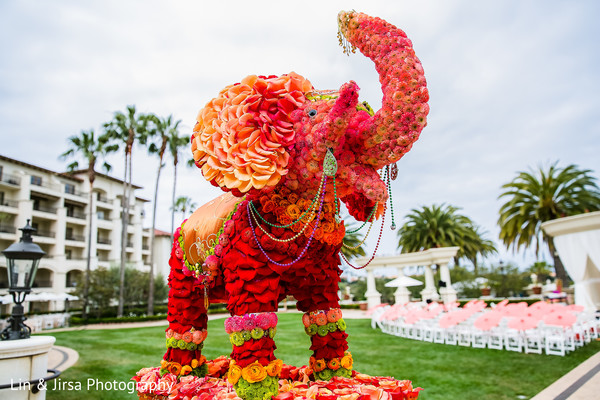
top-left (1, 0), bottom-right (599, 271)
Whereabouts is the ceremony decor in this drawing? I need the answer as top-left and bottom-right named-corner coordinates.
top-left (135, 10), bottom-right (429, 400)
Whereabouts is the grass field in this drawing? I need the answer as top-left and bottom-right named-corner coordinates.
top-left (41, 313), bottom-right (600, 400)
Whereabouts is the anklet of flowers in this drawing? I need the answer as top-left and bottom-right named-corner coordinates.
top-left (302, 308), bottom-right (346, 336)
top-left (160, 356), bottom-right (207, 378)
top-left (310, 351), bottom-right (353, 380)
top-left (225, 312), bottom-right (278, 346)
top-left (165, 327), bottom-right (207, 351)
top-left (227, 359), bottom-right (282, 400)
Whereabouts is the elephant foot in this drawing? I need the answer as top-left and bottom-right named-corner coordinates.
top-left (227, 359), bottom-right (282, 400)
top-left (310, 351), bottom-right (354, 380)
top-left (303, 308), bottom-right (352, 380)
top-left (226, 312), bottom-right (281, 400)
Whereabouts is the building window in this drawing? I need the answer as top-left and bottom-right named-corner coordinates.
top-left (0, 191), bottom-right (4, 204)
top-left (31, 175), bottom-right (42, 186)
top-left (65, 249), bottom-right (72, 260)
top-left (65, 183), bottom-right (75, 194)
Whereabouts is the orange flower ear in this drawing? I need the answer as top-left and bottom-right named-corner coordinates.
top-left (192, 72), bottom-right (313, 195)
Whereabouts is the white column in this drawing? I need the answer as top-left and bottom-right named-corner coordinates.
top-left (420, 264), bottom-right (440, 301)
top-left (365, 268), bottom-right (381, 309)
top-left (394, 267), bottom-right (411, 305)
top-left (439, 263), bottom-right (458, 304)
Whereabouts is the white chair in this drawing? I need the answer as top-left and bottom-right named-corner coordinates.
top-left (457, 328), bottom-right (471, 347)
top-left (504, 329), bottom-right (523, 352)
top-left (523, 330), bottom-right (543, 354)
top-left (433, 327), bottom-right (445, 344)
top-left (487, 328), bottom-right (504, 350)
top-left (471, 329), bottom-right (488, 348)
top-left (444, 328), bottom-right (458, 345)
top-left (545, 333), bottom-right (566, 356)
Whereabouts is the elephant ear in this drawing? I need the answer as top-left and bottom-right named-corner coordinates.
top-left (192, 72), bottom-right (313, 196)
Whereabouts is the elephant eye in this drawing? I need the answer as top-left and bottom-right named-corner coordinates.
top-left (307, 109), bottom-right (317, 118)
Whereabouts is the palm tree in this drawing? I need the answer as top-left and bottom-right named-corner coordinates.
top-left (145, 114), bottom-right (182, 316)
top-left (341, 222), bottom-right (367, 260)
top-left (462, 226), bottom-right (498, 274)
top-left (60, 129), bottom-right (117, 319)
top-left (166, 124), bottom-right (189, 237)
top-left (397, 204), bottom-right (496, 269)
top-left (103, 105), bottom-right (149, 317)
top-left (172, 196), bottom-right (197, 221)
top-left (498, 162), bottom-right (600, 284)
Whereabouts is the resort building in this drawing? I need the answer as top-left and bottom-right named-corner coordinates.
top-left (0, 154), bottom-right (172, 313)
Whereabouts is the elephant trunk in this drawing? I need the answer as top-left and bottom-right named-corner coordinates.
top-left (338, 11), bottom-right (429, 170)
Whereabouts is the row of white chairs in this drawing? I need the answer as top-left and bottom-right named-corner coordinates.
top-left (373, 306), bottom-right (599, 356)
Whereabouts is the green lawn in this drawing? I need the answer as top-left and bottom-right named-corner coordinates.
top-left (41, 314), bottom-right (599, 400)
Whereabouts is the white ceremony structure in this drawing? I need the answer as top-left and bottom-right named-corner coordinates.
top-left (542, 211), bottom-right (600, 311)
top-left (356, 247), bottom-right (459, 308)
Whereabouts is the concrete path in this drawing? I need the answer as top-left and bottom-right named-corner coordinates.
top-left (530, 348), bottom-right (600, 400)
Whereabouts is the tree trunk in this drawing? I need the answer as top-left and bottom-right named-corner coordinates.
top-left (170, 160), bottom-right (178, 239)
top-left (147, 157), bottom-right (163, 316)
top-left (117, 152), bottom-right (129, 317)
top-left (548, 237), bottom-right (570, 286)
top-left (82, 181), bottom-right (94, 319)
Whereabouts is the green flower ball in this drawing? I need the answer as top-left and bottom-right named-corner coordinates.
top-left (327, 322), bottom-right (337, 332)
top-left (231, 332), bottom-right (245, 346)
top-left (306, 324), bottom-right (318, 336)
top-left (177, 339), bottom-right (187, 350)
top-left (317, 325), bottom-right (329, 337)
top-left (186, 342), bottom-right (197, 351)
top-left (269, 327), bottom-right (276, 338)
top-left (336, 318), bottom-right (347, 331)
top-left (251, 327), bottom-right (264, 340)
top-left (241, 330), bottom-right (252, 341)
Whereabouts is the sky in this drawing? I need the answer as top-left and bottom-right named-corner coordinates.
top-left (1, 0), bottom-right (599, 273)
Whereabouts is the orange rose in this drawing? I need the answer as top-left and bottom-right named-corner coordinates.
top-left (341, 355), bottom-right (353, 370)
top-left (286, 204), bottom-right (301, 220)
top-left (242, 361), bottom-right (267, 383)
top-left (191, 359), bottom-right (199, 369)
top-left (160, 359), bottom-right (168, 369)
top-left (266, 359), bottom-right (283, 377)
top-left (181, 365), bottom-right (192, 375)
top-left (314, 312), bottom-right (328, 326)
top-left (314, 359), bottom-right (326, 372)
top-left (182, 331), bottom-right (193, 343)
top-left (168, 362), bottom-right (182, 376)
top-left (288, 193), bottom-right (299, 204)
top-left (309, 356), bottom-right (316, 370)
top-left (327, 358), bottom-right (341, 370)
top-left (228, 364), bottom-right (242, 385)
top-left (321, 221), bottom-right (334, 233)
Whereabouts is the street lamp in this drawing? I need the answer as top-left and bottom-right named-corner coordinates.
top-left (1, 220), bottom-right (45, 340)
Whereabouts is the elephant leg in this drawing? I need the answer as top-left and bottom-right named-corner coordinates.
top-left (224, 269), bottom-right (283, 400)
top-left (293, 259), bottom-right (353, 380)
top-left (162, 233), bottom-right (209, 377)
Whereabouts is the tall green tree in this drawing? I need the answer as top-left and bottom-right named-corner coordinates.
top-left (172, 196), bottom-right (197, 221)
top-left (498, 162), bottom-right (600, 284)
top-left (145, 114), bottom-right (182, 316)
top-left (103, 105), bottom-right (149, 317)
top-left (397, 204), bottom-right (497, 269)
top-left (167, 128), bottom-right (190, 237)
top-left (60, 129), bottom-right (117, 319)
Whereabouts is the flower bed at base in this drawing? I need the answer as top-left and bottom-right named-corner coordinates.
top-left (133, 356), bottom-right (422, 400)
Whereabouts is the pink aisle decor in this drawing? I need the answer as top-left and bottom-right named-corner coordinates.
top-left (507, 316), bottom-right (539, 331)
top-left (473, 312), bottom-right (503, 331)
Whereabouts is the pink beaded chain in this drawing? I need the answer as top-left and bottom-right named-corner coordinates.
top-left (247, 176), bottom-right (328, 267)
top-left (340, 201), bottom-right (387, 270)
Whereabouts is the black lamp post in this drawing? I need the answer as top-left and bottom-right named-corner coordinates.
top-left (1, 220), bottom-right (45, 340)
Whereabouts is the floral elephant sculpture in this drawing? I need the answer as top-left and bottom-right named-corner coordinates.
top-left (161, 11), bottom-right (428, 400)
